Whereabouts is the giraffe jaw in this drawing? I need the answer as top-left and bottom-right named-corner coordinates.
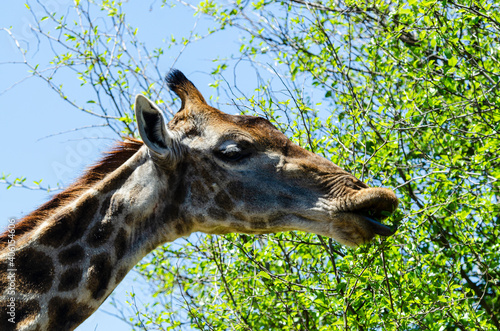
top-left (226, 187), bottom-right (399, 246)
top-left (296, 187), bottom-right (399, 246)
top-left (305, 212), bottom-right (396, 247)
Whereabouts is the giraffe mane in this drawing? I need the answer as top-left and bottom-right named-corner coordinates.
top-left (0, 138), bottom-right (144, 250)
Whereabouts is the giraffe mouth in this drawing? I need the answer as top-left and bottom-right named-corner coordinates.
top-left (347, 187), bottom-right (399, 237)
top-left (356, 214), bottom-right (395, 237)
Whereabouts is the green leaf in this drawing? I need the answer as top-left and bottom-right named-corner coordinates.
top-left (421, 0), bottom-right (436, 6)
top-left (256, 271), bottom-right (271, 279)
top-left (448, 56), bottom-right (458, 66)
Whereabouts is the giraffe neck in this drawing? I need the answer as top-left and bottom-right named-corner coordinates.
top-left (0, 146), bottom-right (190, 331)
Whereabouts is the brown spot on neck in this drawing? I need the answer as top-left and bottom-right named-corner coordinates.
top-left (14, 248), bottom-right (54, 294)
top-left (114, 266), bottom-right (129, 284)
top-left (58, 244), bottom-right (85, 265)
top-left (47, 297), bottom-right (93, 330)
top-left (86, 220), bottom-right (115, 247)
top-left (114, 228), bottom-right (128, 260)
top-left (38, 194), bottom-right (100, 249)
top-left (58, 267), bottom-right (83, 292)
top-left (87, 252), bottom-right (113, 300)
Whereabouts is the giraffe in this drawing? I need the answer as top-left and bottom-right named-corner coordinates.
top-left (0, 70), bottom-right (398, 330)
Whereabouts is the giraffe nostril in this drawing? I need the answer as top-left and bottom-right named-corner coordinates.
top-left (344, 177), bottom-right (368, 190)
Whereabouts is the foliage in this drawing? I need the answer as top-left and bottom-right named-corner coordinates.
top-left (3, 0), bottom-right (500, 329)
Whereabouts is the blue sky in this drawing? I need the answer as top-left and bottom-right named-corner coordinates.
top-left (0, 1), bottom-right (255, 329)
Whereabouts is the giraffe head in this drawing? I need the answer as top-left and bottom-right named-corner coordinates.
top-left (135, 70), bottom-right (398, 246)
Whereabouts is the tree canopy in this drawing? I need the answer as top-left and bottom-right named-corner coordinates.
top-left (3, 0), bottom-right (499, 329)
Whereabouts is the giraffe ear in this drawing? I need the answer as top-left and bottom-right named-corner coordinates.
top-left (135, 94), bottom-right (179, 159)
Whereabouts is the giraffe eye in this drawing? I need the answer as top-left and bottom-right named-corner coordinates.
top-left (216, 142), bottom-right (251, 162)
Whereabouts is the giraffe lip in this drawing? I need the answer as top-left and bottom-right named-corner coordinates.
top-left (358, 215), bottom-right (395, 237)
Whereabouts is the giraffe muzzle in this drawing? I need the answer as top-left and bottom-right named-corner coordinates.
top-left (346, 187), bottom-right (399, 237)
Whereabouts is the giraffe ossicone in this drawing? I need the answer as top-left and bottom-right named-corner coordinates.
top-left (0, 69), bottom-right (398, 330)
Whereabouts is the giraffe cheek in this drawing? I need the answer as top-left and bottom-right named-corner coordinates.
top-left (207, 206), bottom-right (228, 221)
top-left (214, 190), bottom-right (235, 211)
